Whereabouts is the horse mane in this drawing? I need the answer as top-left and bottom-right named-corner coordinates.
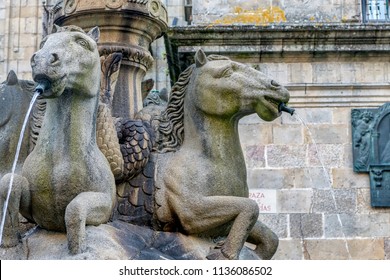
top-left (154, 54), bottom-right (230, 153)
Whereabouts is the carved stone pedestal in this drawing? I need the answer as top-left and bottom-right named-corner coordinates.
top-left (53, 0), bottom-right (168, 118)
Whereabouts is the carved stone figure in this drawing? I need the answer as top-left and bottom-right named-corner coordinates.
top-left (0, 26), bottom-right (116, 254)
top-left (113, 50), bottom-right (288, 260)
top-left (352, 103), bottom-right (390, 207)
top-left (97, 52), bottom-right (125, 180)
top-left (352, 110), bottom-right (374, 171)
top-left (0, 71), bottom-right (36, 176)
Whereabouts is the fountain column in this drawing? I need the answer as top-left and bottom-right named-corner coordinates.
top-left (53, 0), bottom-right (168, 118)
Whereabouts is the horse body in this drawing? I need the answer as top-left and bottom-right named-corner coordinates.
top-left (153, 50), bottom-right (289, 259)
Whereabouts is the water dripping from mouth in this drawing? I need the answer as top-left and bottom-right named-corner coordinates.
top-left (292, 111), bottom-right (352, 260)
top-left (0, 83), bottom-right (44, 246)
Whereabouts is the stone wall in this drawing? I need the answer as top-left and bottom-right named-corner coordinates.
top-left (0, 0), bottom-right (42, 81)
top-left (192, 0), bottom-right (361, 25)
top-left (240, 34), bottom-right (390, 260)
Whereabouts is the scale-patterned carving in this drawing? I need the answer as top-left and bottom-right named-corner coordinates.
top-left (114, 155), bottom-right (156, 227)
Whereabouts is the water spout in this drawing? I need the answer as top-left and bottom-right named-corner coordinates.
top-left (278, 102), bottom-right (295, 116)
top-left (0, 87), bottom-right (41, 246)
top-left (34, 80), bottom-right (50, 95)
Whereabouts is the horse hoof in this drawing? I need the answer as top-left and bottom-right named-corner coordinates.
top-left (206, 248), bottom-right (232, 260)
top-left (0, 236), bottom-right (20, 248)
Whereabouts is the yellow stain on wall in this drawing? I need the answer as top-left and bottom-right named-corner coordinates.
top-left (212, 6), bottom-right (286, 25)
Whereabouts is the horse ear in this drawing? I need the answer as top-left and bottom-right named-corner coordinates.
top-left (6, 70), bottom-right (18, 86)
top-left (52, 24), bottom-right (61, 34)
top-left (195, 49), bottom-right (208, 68)
top-left (88, 26), bottom-right (100, 43)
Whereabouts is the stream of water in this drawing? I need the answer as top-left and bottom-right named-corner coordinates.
top-left (0, 90), bottom-right (40, 246)
top-left (294, 112), bottom-right (352, 259)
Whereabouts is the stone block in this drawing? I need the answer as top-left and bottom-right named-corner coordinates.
top-left (356, 188), bottom-right (372, 214)
top-left (385, 238), bottom-right (390, 260)
top-left (334, 189), bottom-right (357, 213)
top-left (18, 34), bottom-right (38, 48)
top-left (0, 8), bottom-right (5, 19)
top-left (239, 123), bottom-right (273, 145)
top-left (273, 124), bottom-right (303, 145)
top-left (347, 238), bottom-right (385, 260)
top-left (343, 143), bottom-right (353, 168)
top-left (258, 213), bottom-right (288, 239)
top-left (304, 124), bottom-right (348, 144)
top-left (244, 145), bottom-right (265, 168)
top-left (266, 144), bottom-right (307, 168)
top-left (287, 62), bottom-right (313, 83)
top-left (324, 214), bottom-right (349, 238)
top-left (364, 62), bottom-right (388, 83)
top-left (238, 114), bottom-right (262, 128)
top-left (277, 189), bottom-right (313, 213)
top-left (303, 238), bottom-right (384, 260)
top-left (332, 168), bottom-right (370, 189)
top-left (313, 189), bottom-right (356, 214)
top-left (302, 239), bottom-right (350, 259)
top-left (24, 17), bottom-right (38, 34)
top-left (330, 213), bottom-right (390, 238)
top-left (271, 239), bottom-right (303, 260)
top-left (290, 213), bottom-right (323, 238)
top-left (293, 167), bottom-right (332, 189)
top-left (313, 62), bottom-right (342, 83)
top-left (247, 168), bottom-right (294, 189)
top-left (20, 7), bottom-right (39, 18)
top-left (332, 107), bottom-right (351, 125)
top-left (293, 108), bottom-right (333, 124)
top-left (308, 144), bottom-right (344, 168)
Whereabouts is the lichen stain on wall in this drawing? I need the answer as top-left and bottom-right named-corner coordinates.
top-left (211, 6), bottom-right (287, 25)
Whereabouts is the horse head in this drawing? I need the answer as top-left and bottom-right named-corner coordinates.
top-left (191, 49), bottom-right (290, 122)
top-left (31, 25), bottom-right (101, 98)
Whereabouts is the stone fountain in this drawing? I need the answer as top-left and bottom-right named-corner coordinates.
top-left (50, 0), bottom-right (169, 118)
top-left (0, 0), bottom-right (293, 260)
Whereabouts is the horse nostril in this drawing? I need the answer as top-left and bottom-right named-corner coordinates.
top-left (271, 80), bottom-right (280, 87)
top-left (31, 54), bottom-right (37, 67)
top-left (50, 53), bottom-right (59, 65)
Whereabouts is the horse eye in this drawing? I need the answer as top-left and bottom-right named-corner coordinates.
top-left (76, 39), bottom-right (90, 49)
top-left (39, 39), bottom-right (47, 49)
top-left (221, 67), bottom-right (233, 77)
top-left (271, 80), bottom-right (281, 88)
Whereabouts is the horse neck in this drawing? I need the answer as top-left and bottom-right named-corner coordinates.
top-left (183, 104), bottom-right (244, 162)
top-left (38, 89), bottom-right (98, 152)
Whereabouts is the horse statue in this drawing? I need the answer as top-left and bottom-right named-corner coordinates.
top-left (0, 71), bottom-right (36, 176)
top-left (0, 25), bottom-right (116, 254)
top-left (113, 49), bottom-right (290, 260)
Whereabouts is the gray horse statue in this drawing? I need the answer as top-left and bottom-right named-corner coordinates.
top-left (114, 50), bottom-right (289, 260)
top-left (0, 25), bottom-right (116, 254)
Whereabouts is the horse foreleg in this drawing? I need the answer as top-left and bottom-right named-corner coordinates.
top-left (247, 220), bottom-right (279, 260)
top-left (0, 173), bottom-right (29, 247)
top-left (171, 195), bottom-right (259, 260)
top-left (65, 192), bottom-right (113, 255)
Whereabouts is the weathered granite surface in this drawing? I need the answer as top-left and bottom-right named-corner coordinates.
top-left (0, 220), bottom-right (259, 260)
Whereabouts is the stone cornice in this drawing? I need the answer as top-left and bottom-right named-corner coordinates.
top-left (286, 83), bottom-right (390, 108)
top-left (168, 24), bottom-right (390, 54)
top-left (166, 24), bottom-right (390, 108)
